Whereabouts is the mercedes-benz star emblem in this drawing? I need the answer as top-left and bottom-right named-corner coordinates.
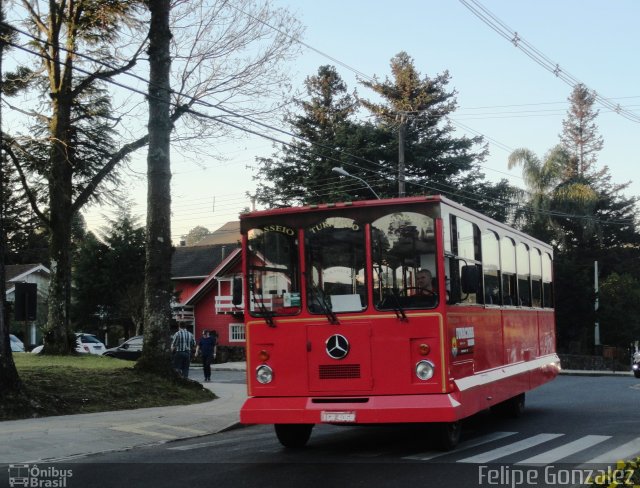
top-left (326, 334), bottom-right (350, 359)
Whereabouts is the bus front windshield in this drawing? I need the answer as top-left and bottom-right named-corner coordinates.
top-left (305, 217), bottom-right (366, 314)
top-left (247, 225), bottom-right (301, 316)
top-left (372, 211), bottom-right (438, 310)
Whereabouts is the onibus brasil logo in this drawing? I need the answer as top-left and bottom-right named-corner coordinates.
top-left (8, 464), bottom-right (73, 487)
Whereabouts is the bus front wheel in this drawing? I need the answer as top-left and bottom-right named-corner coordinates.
top-left (274, 424), bottom-right (313, 448)
top-left (437, 421), bottom-right (461, 451)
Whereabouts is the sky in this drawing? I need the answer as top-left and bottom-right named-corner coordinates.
top-left (82, 0), bottom-right (640, 243)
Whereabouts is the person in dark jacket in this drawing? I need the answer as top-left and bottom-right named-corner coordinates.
top-left (195, 329), bottom-right (217, 382)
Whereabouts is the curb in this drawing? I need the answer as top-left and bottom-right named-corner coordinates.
top-left (559, 369), bottom-right (634, 377)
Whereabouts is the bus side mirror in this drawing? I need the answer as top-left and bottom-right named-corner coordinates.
top-left (461, 265), bottom-right (479, 294)
top-left (232, 278), bottom-right (243, 306)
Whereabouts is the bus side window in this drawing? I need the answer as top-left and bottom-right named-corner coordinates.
top-left (482, 231), bottom-right (500, 306)
top-left (450, 216), bottom-right (482, 305)
top-left (461, 264), bottom-right (481, 296)
top-left (501, 237), bottom-right (518, 306)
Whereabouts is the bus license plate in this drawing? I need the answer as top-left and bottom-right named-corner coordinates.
top-left (321, 411), bottom-right (356, 423)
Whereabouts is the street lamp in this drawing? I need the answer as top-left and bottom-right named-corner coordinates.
top-left (331, 167), bottom-right (380, 200)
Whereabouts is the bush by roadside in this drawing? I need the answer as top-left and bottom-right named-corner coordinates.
top-left (559, 353), bottom-right (629, 372)
top-left (589, 457), bottom-right (640, 486)
top-left (0, 354), bottom-right (215, 421)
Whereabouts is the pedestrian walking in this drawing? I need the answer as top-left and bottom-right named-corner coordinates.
top-left (195, 329), bottom-right (217, 382)
top-left (171, 323), bottom-right (196, 378)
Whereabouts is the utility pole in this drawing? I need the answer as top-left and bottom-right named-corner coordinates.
top-left (594, 260), bottom-right (601, 353)
top-left (397, 113), bottom-right (406, 198)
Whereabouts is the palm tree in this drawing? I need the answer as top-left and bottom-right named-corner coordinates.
top-left (508, 145), bottom-right (598, 246)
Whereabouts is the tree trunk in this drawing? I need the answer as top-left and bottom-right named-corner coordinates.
top-left (0, 1), bottom-right (23, 391)
top-left (43, 87), bottom-right (75, 354)
top-left (137, 0), bottom-right (174, 375)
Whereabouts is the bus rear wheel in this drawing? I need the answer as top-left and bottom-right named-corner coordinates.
top-left (492, 393), bottom-right (526, 419)
top-left (436, 421), bottom-right (461, 451)
top-left (274, 424), bottom-right (313, 448)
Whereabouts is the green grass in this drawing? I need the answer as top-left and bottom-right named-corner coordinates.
top-left (1, 354), bottom-right (216, 420)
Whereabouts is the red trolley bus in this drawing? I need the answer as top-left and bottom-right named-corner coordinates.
top-left (238, 195), bottom-right (560, 449)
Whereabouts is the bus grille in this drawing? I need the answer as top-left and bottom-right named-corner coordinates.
top-left (319, 364), bottom-right (361, 379)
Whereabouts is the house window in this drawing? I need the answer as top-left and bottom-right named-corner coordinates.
top-left (229, 323), bottom-right (245, 342)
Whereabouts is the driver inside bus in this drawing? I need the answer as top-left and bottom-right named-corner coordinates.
top-left (415, 269), bottom-right (436, 295)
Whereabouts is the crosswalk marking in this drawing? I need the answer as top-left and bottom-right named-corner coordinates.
top-left (403, 431), bottom-right (517, 461)
top-left (457, 433), bottom-right (564, 464)
top-left (516, 435), bottom-right (611, 465)
top-left (585, 437), bottom-right (640, 464)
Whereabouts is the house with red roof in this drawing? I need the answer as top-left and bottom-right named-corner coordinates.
top-left (171, 222), bottom-right (245, 358)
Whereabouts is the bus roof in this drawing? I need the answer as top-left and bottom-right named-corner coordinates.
top-left (240, 195), bottom-right (552, 252)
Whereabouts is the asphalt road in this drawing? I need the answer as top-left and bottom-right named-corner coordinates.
top-left (39, 375), bottom-right (640, 488)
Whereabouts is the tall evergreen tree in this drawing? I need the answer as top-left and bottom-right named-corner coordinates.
top-left (0, 0), bottom-right (23, 395)
top-left (510, 85), bottom-right (640, 353)
top-left (559, 84), bottom-right (604, 179)
top-left (555, 84), bottom-right (637, 249)
top-left (72, 209), bottom-right (145, 339)
top-left (72, 232), bottom-right (110, 330)
top-left (359, 52), bottom-right (487, 198)
top-left (1, 153), bottom-right (48, 265)
top-left (255, 65), bottom-right (382, 206)
top-left (3, 1), bottom-right (146, 354)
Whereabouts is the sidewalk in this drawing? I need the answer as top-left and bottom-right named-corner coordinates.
top-left (0, 362), bottom-right (248, 464)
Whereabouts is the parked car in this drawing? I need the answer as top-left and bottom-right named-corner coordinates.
top-left (10, 334), bottom-right (25, 352)
top-left (31, 333), bottom-right (106, 355)
top-left (76, 333), bottom-right (106, 355)
top-left (102, 335), bottom-right (143, 361)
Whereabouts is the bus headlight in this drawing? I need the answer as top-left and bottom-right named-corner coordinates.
top-left (415, 360), bottom-right (435, 381)
top-left (256, 365), bottom-right (274, 384)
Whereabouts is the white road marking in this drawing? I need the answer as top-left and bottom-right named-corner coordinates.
top-left (584, 437), bottom-right (640, 464)
top-left (457, 433), bottom-right (564, 463)
top-left (516, 435), bottom-right (611, 465)
top-left (403, 431), bottom-right (517, 461)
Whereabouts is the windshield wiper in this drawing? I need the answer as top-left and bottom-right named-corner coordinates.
top-left (253, 290), bottom-right (276, 328)
top-left (388, 291), bottom-right (408, 322)
top-left (309, 283), bottom-right (339, 325)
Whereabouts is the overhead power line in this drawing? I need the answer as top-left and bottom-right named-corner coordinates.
top-left (459, 0), bottom-right (640, 124)
top-left (3, 22), bottom-right (636, 229)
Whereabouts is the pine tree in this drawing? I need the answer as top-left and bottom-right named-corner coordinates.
top-left (559, 84), bottom-right (604, 178)
top-left (255, 65), bottom-right (382, 206)
top-left (72, 209), bottom-right (145, 340)
top-left (0, 2), bottom-right (23, 395)
top-left (359, 52), bottom-right (487, 198)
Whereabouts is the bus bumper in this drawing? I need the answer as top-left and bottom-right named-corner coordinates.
top-left (240, 393), bottom-right (462, 425)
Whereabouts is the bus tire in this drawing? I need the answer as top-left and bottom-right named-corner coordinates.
top-left (492, 393), bottom-right (526, 419)
top-left (437, 421), bottom-right (461, 451)
top-left (634, 370), bottom-right (640, 379)
top-left (274, 424), bottom-right (313, 448)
